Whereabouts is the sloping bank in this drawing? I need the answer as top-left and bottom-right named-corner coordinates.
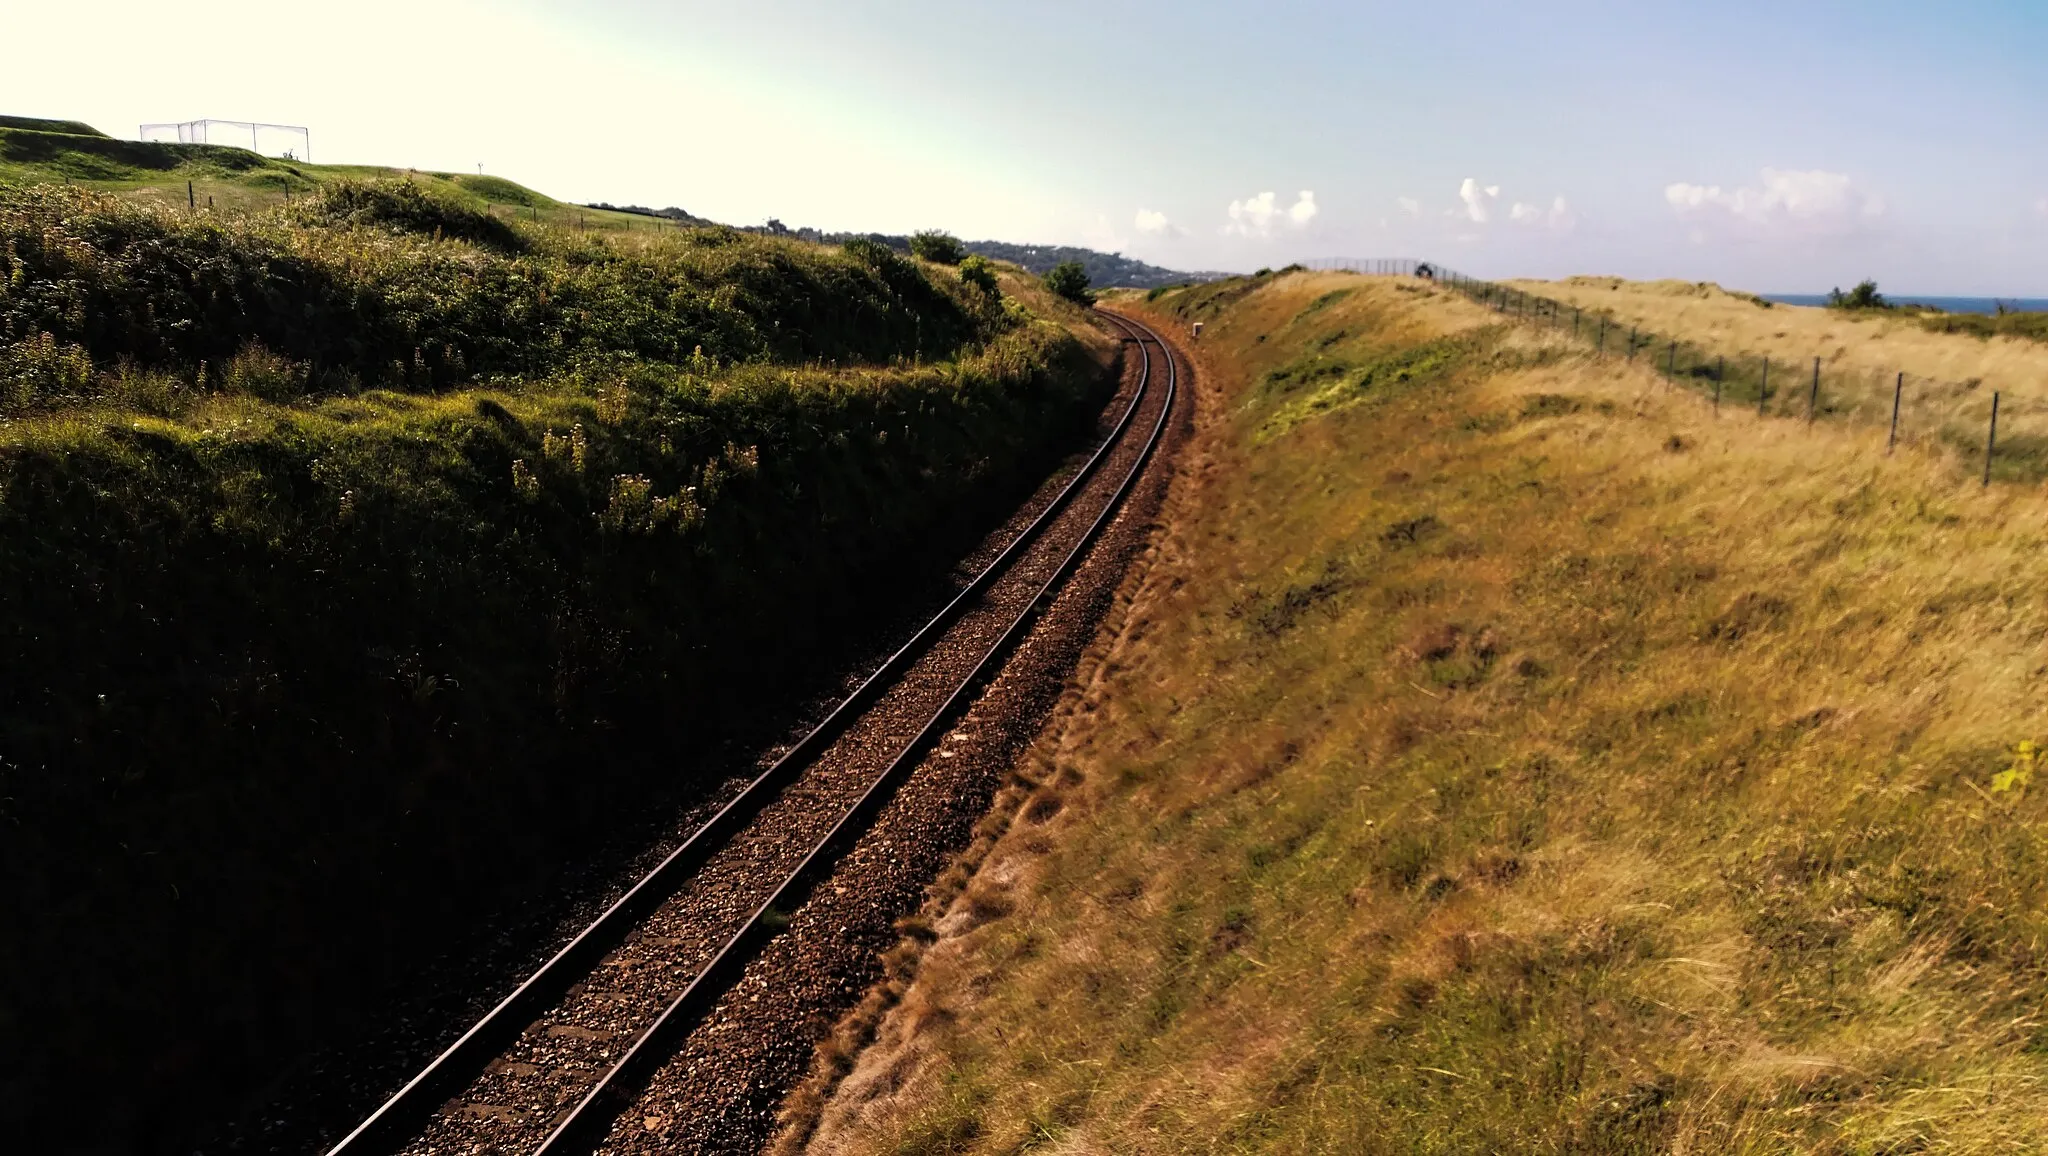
top-left (0, 182), bottom-right (1111, 1147)
top-left (798, 272), bottom-right (2048, 1154)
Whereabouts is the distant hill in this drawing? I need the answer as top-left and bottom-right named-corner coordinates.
top-left (955, 241), bottom-right (1225, 290)
top-left (582, 201), bottom-right (718, 227)
top-left (733, 221), bottom-right (1219, 289)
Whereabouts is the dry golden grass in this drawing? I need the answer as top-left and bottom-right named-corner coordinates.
top-left (1505, 276), bottom-right (2048, 475)
top-left (793, 271), bottom-right (2048, 1154)
top-left (1512, 276), bottom-right (2048, 394)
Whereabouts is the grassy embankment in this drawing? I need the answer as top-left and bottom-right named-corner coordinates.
top-left (801, 272), bottom-right (2048, 1153)
top-left (0, 159), bottom-right (1112, 1148)
top-left (0, 113), bottom-right (671, 232)
top-left (1503, 276), bottom-right (2048, 481)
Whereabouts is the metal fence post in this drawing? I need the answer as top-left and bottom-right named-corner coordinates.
top-left (1888, 372), bottom-right (1902, 454)
top-left (1985, 392), bottom-right (2001, 486)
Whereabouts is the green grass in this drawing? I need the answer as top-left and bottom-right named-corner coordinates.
top-left (803, 273), bottom-right (2048, 1155)
top-left (0, 181), bottom-right (991, 414)
top-left (0, 116), bottom-right (667, 234)
top-left (0, 114), bottom-right (108, 136)
top-left (1921, 310), bottom-right (2048, 344)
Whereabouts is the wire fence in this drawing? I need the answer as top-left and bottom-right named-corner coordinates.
top-left (1307, 260), bottom-right (2039, 487)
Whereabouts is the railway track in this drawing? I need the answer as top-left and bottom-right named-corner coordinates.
top-left (319, 309), bottom-right (1180, 1156)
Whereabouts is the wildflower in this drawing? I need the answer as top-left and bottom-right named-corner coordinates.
top-left (1993, 740), bottom-right (2038, 794)
top-left (511, 458), bottom-right (538, 501)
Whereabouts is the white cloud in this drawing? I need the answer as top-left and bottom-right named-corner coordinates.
top-left (1223, 190), bottom-right (1318, 237)
top-left (1665, 169), bottom-right (1884, 233)
top-left (1134, 208), bottom-right (1181, 237)
top-left (1509, 195), bottom-right (1578, 232)
top-left (1458, 178), bottom-right (1501, 223)
top-left (1449, 181), bottom-right (1574, 232)
top-left (1082, 213), bottom-right (1127, 254)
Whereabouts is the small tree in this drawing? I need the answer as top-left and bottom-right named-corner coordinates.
top-left (1828, 280), bottom-right (1887, 310)
top-left (1045, 260), bottom-right (1094, 305)
top-left (960, 254), bottom-right (1000, 300)
top-left (910, 230), bottom-right (966, 265)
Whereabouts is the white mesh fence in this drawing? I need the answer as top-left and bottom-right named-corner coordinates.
top-left (139, 120), bottom-right (310, 161)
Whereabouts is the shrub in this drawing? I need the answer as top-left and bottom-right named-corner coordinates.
top-left (960, 255), bottom-right (1000, 300)
top-left (1828, 280), bottom-right (1888, 310)
top-left (301, 177), bottom-right (528, 252)
top-left (911, 230), bottom-right (967, 265)
top-left (1045, 260), bottom-right (1094, 305)
top-left (217, 342), bottom-right (308, 401)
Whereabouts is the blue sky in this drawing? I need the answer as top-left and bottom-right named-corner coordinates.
top-left (7, 0), bottom-right (2046, 291)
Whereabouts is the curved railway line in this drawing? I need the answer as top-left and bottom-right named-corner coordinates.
top-left (317, 309), bottom-right (1183, 1155)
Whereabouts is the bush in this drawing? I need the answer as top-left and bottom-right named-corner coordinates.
top-left (1045, 260), bottom-right (1094, 305)
top-left (911, 230), bottom-right (967, 265)
top-left (301, 177), bottom-right (528, 252)
top-left (960, 255), bottom-right (1000, 300)
top-left (1828, 280), bottom-right (1888, 310)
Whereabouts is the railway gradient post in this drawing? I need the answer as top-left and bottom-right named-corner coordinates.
top-left (1985, 392), bottom-right (2001, 487)
top-left (1888, 372), bottom-right (1903, 454)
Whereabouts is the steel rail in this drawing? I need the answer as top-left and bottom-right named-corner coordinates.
top-left (323, 313), bottom-right (1161, 1156)
top-left (532, 310), bottom-right (1176, 1154)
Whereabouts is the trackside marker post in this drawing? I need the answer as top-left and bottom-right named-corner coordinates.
top-left (1986, 392), bottom-right (2001, 487)
top-left (1888, 372), bottom-right (1902, 454)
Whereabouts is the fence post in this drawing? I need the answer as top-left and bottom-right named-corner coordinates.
top-left (1888, 372), bottom-right (1902, 454)
top-left (1759, 357), bottom-right (1770, 416)
top-left (1714, 356), bottom-right (1723, 412)
top-left (1985, 392), bottom-right (2001, 487)
top-left (187, 180), bottom-right (194, 209)
top-left (1808, 357), bottom-right (1819, 424)
top-left (1668, 339), bottom-right (1677, 379)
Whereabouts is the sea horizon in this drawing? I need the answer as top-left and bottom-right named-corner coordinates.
top-left (1764, 294), bottom-right (2048, 315)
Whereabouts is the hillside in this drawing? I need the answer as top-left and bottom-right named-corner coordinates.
top-left (957, 240), bottom-right (1223, 290)
top-left (791, 272), bottom-right (2048, 1153)
top-left (0, 160), bottom-right (1119, 1148)
top-left (0, 117), bottom-right (676, 235)
top-left (0, 116), bottom-right (1222, 285)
